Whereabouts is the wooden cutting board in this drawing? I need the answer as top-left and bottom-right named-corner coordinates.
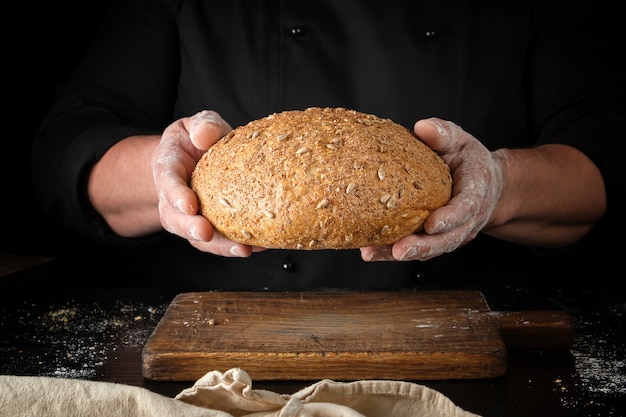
top-left (141, 291), bottom-right (574, 381)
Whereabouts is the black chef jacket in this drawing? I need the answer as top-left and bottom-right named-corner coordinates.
top-left (32, 0), bottom-right (626, 289)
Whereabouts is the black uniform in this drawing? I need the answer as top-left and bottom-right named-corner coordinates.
top-left (32, 0), bottom-right (626, 289)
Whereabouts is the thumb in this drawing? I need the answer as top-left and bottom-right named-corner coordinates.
top-left (188, 110), bottom-right (233, 150)
top-left (414, 117), bottom-right (465, 154)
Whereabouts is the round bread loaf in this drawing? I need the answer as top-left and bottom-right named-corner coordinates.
top-left (191, 107), bottom-right (452, 249)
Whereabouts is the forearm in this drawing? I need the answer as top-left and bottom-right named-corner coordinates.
top-left (87, 135), bottom-right (163, 237)
top-left (484, 144), bottom-right (606, 247)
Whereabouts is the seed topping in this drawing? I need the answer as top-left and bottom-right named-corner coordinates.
top-left (414, 180), bottom-right (425, 190)
top-left (386, 193), bottom-right (399, 209)
top-left (218, 197), bottom-right (232, 208)
top-left (316, 199), bottom-right (329, 209)
top-left (295, 146), bottom-right (309, 155)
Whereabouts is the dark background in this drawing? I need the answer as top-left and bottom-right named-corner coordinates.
top-left (1, 1), bottom-right (623, 286)
top-left (0, 5), bottom-right (623, 414)
top-left (1, 1), bottom-right (109, 256)
top-left (1, 1), bottom-right (116, 286)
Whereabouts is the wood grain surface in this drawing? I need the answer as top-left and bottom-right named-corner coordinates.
top-left (142, 291), bottom-right (521, 381)
top-left (141, 291), bottom-right (574, 381)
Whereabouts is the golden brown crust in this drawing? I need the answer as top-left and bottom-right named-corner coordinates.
top-left (191, 107), bottom-right (452, 249)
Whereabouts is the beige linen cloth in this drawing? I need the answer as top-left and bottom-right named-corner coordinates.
top-left (0, 368), bottom-right (480, 417)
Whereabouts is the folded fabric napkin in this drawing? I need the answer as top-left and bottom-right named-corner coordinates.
top-left (0, 368), bottom-right (480, 417)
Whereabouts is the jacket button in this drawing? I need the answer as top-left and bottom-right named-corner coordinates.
top-left (282, 261), bottom-right (297, 272)
top-left (424, 30), bottom-right (438, 40)
top-left (415, 271), bottom-right (428, 283)
top-left (290, 25), bottom-right (306, 38)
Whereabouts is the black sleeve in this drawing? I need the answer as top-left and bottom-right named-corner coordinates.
top-left (32, 0), bottom-right (180, 243)
top-left (528, 0), bottom-right (626, 252)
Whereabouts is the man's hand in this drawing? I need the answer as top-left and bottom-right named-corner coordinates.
top-left (361, 117), bottom-right (504, 261)
top-left (152, 110), bottom-right (261, 257)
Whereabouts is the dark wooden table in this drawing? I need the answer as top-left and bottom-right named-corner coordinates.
top-left (1, 285), bottom-right (624, 416)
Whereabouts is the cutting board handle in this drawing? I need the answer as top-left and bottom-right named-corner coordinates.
top-left (495, 310), bottom-right (575, 349)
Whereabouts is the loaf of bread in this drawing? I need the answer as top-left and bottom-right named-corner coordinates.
top-left (191, 107), bottom-right (452, 249)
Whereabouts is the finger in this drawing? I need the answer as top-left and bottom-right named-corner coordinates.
top-left (157, 193), bottom-right (214, 241)
top-left (153, 159), bottom-right (196, 208)
top-left (185, 110), bottom-right (233, 151)
top-left (423, 191), bottom-right (481, 234)
top-left (152, 124), bottom-right (200, 198)
top-left (414, 118), bottom-right (460, 153)
top-left (189, 231), bottom-right (253, 257)
top-left (360, 245), bottom-right (395, 262)
top-left (392, 228), bottom-right (470, 261)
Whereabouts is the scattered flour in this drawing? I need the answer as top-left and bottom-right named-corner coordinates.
top-left (0, 298), bottom-right (167, 379)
